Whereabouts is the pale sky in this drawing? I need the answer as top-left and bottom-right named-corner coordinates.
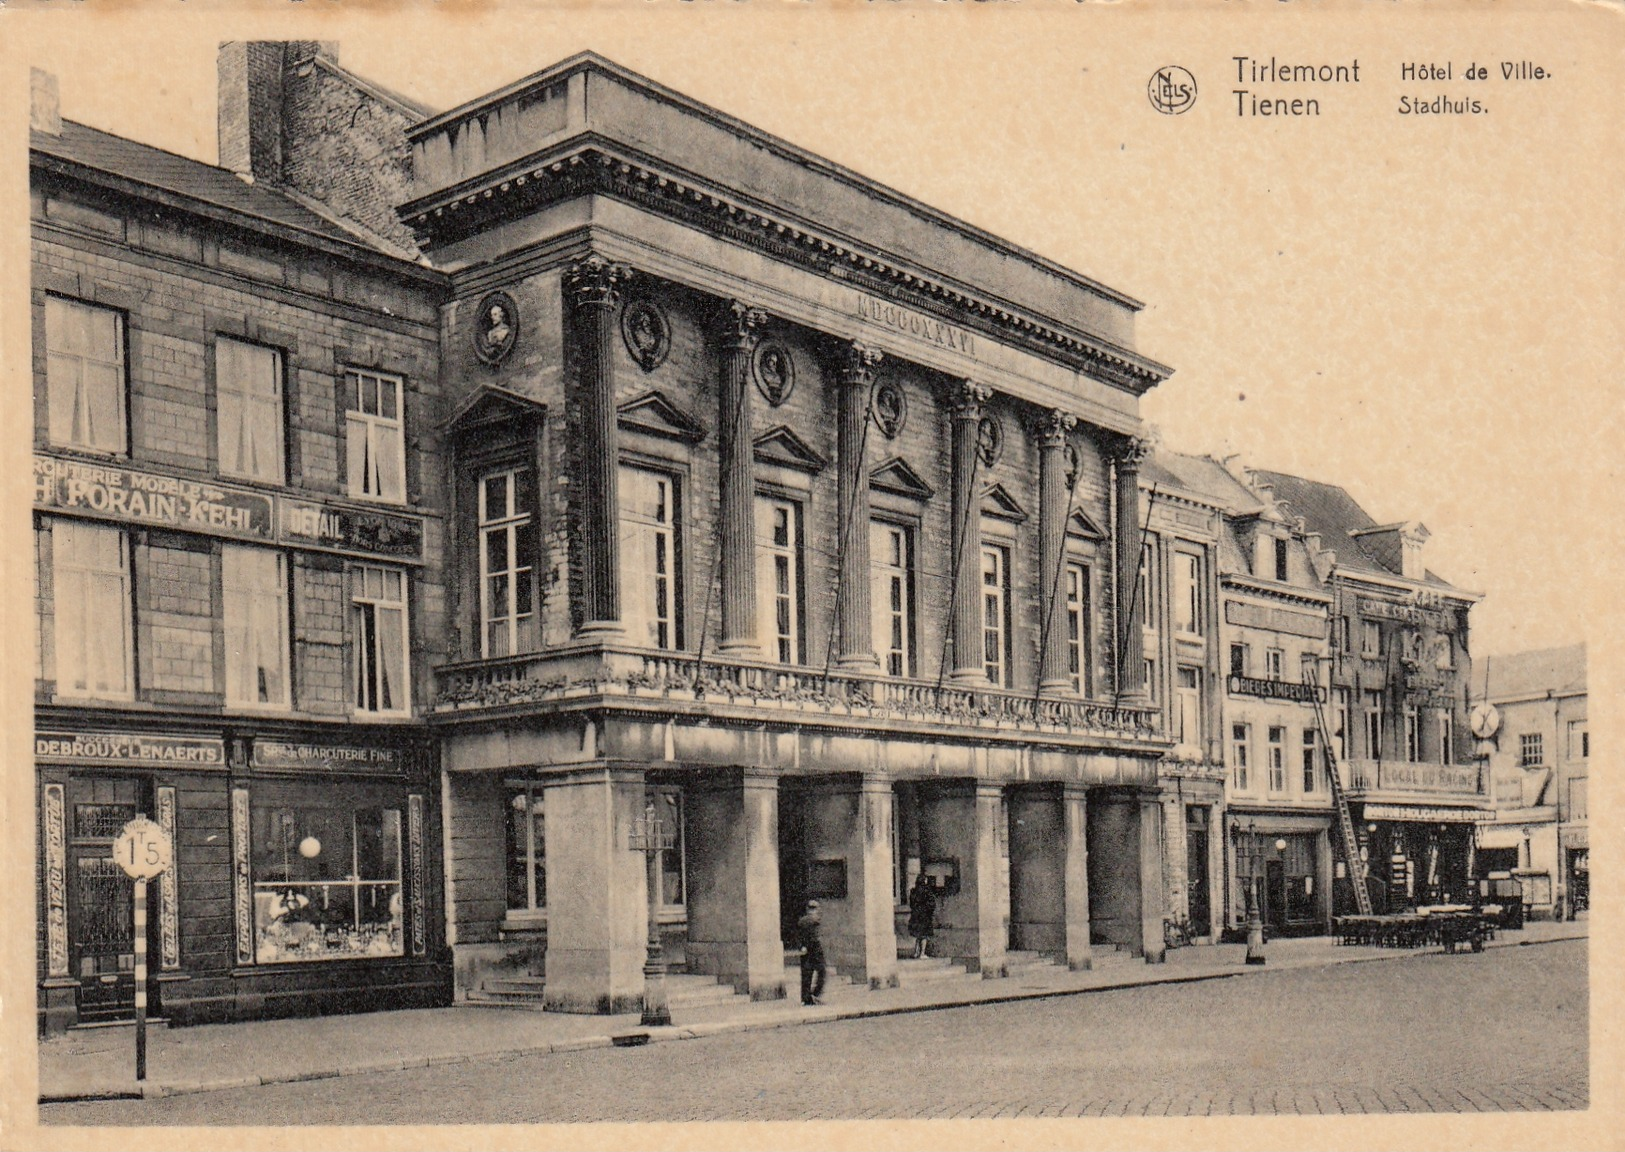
top-left (11, 3), bottom-right (1618, 661)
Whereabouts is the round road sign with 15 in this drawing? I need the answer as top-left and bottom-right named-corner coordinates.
top-left (113, 815), bottom-right (172, 880)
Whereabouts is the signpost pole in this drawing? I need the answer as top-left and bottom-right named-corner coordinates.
top-left (134, 877), bottom-right (148, 1082)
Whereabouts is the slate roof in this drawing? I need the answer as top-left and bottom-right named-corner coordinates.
top-left (1484, 644), bottom-right (1587, 702)
top-left (1145, 451), bottom-right (1265, 515)
top-left (31, 118), bottom-right (401, 257)
top-left (1249, 469), bottom-right (1455, 589)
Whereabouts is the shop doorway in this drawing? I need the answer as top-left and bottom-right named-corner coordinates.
top-left (777, 787), bottom-right (808, 943)
top-left (68, 776), bottom-right (157, 1024)
top-left (1185, 807), bottom-right (1210, 938)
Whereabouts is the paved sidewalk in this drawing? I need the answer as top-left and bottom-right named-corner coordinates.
top-left (37, 918), bottom-right (1586, 1103)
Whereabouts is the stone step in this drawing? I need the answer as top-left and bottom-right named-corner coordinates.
top-left (894, 956), bottom-right (974, 986)
top-left (1003, 950), bottom-right (1064, 976)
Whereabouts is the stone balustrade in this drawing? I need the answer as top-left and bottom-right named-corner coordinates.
top-left (433, 647), bottom-right (1162, 741)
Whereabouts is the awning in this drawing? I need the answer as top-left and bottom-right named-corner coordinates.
top-left (1364, 803), bottom-right (1485, 824)
top-left (1475, 825), bottom-right (1526, 850)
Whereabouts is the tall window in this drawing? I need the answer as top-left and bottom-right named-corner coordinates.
top-left (1175, 666), bottom-right (1201, 745)
top-left (1519, 732), bottom-right (1543, 768)
top-left (216, 338), bottom-right (284, 483)
top-left (1232, 724), bottom-right (1251, 791)
top-left (1568, 720), bottom-right (1588, 760)
top-left (1230, 643), bottom-right (1249, 678)
top-left (1274, 537), bottom-right (1290, 582)
top-left (1404, 708), bottom-right (1421, 761)
top-left (478, 469), bottom-right (536, 658)
top-left (1268, 726), bottom-right (1286, 792)
top-left (1436, 710), bottom-right (1454, 765)
top-left (981, 544), bottom-right (1010, 687)
top-left (1265, 648), bottom-right (1284, 681)
top-left (345, 369), bottom-right (406, 503)
top-left (1173, 551), bottom-right (1202, 634)
top-left (1301, 729), bottom-right (1319, 793)
top-left (223, 545), bottom-right (289, 709)
top-left (1333, 688), bottom-right (1350, 761)
top-left (620, 465), bottom-right (680, 651)
top-left (51, 520), bottom-right (132, 699)
top-left (352, 564), bottom-right (409, 715)
top-left (1360, 619), bottom-right (1382, 658)
top-left (756, 496), bottom-right (803, 664)
top-left (1364, 690), bottom-right (1384, 759)
top-left (651, 786), bottom-right (686, 911)
top-left (1064, 562), bottom-right (1091, 694)
top-left (506, 785), bottom-right (545, 914)
top-left (870, 521), bottom-right (915, 677)
top-left (1335, 616), bottom-right (1351, 654)
top-left (46, 296), bottom-right (126, 454)
top-left (252, 802), bottom-right (402, 963)
top-left (1138, 539), bottom-right (1160, 628)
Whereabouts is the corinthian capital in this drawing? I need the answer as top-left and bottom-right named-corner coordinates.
top-left (723, 301), bottom-right (769, 348)
top-left (1033, 409), bottom-right (1077, 450)
top-left (949, 379), bottom-right (992, 421)
top-left (837, 341), bottom-right (885, 387)
top-left (566, 253), bottom-right (628, 309)
top-left (1111, 430), bottom-right (1157, 469)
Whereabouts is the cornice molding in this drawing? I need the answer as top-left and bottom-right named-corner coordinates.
top-left (398, 141), bottom-right (1171, 392)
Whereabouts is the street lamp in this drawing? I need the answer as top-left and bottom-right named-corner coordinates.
top-left (1235, 820), bottom-right (1267, 966)
top-left (628, 794), bottom-right (676, 1028)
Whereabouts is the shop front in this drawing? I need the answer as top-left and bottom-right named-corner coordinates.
top-left (1226, 811), bottom-right (1333, 937)
top-left (36, 724), bottom-right (447, 1034)
top-left (1358, 804), bottom-right (1479, 914)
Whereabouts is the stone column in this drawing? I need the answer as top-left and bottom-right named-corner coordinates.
top-left (949, 382), bottom-right (992, 684)
top-left (1113, 434), bottom-right (1154, 702)
top-left (836, 343), bottom-right (885, 669)
top-left (684, 768), bottom-right (785, 999)
top-left (920, 781), bottom-right (1008, 977)
top-left (1062, 784), bottom-right (1092, 969)
top-left (568, 255), bottom-right (629, 640)
top-left (718, 303), bottom-right (768, 656)
top-left (806, 774), bottom-right (899, 989)
top-left (542, 767), bottom-right (649, 1013)
top-left (1139, 790), bottom-right (1167, 963)
top-left (1037, 410), bottom-right (1078, 694)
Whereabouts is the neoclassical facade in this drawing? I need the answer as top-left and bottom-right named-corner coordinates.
top-left (409, 54), bottom-right (1178, 1009)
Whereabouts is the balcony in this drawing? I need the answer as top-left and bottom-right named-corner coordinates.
top-left (431, 645), bottom-right (1163, 746)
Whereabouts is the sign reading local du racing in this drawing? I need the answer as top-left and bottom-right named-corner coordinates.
top-left (113, 815), bottom-right (172, 880)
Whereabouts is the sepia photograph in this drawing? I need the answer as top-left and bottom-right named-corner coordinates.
top-left (0, 3), bottom-right (1616, 1148)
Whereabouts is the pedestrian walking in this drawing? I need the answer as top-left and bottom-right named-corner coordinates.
top-left (908, 873), bottom-right (938, 959)
top-left (798, 900), bottom-right (826, 1005)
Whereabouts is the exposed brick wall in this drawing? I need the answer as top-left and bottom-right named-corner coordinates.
top-left (135, 539), bottom-right (218, 696)
top-left (293, 554), bottom-right (348, 715)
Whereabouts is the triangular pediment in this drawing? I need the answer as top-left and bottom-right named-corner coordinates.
top-left (1067, 508), bottom-right (1107, 540)
top-left (753, 425), bottom-right (828, 473)
top-left (981, 483), bottom-right (1028, 524)
top-left (869, 456), bottom-right (934, 500)
top-left (617, 391), bottom-right (706, 443)
top-left (444, 384), bottom-right (548, 433)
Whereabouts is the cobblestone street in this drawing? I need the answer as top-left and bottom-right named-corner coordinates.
top-left (43, 938), bottom-right (1586, 1125)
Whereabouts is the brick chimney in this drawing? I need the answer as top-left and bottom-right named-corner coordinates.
top-left (216, 40), bottom-right (422, 257)
top-left (30, 68), bottom-right (61, 136)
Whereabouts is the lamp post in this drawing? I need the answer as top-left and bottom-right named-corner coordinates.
top-left (628, 795), bottom-right (675, 1027)
top-left (1236, 820), bottom-right (1266, 965)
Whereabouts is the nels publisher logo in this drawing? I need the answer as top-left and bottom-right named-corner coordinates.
top-left (1149, 65), bottom-right (1198, 114)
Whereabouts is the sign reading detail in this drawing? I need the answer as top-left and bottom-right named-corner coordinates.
top-left (279, 501), bottom-right (424, 560)
top-left (35, 457), bottom-right (273, 538)
top-left (36, 731), bottom-right (225, 767)
top-left (252, 740), bottom-right (404, 773)
top-left (854, 293), bottom-right (977, 356)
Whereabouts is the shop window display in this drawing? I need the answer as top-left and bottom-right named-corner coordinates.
top-left (252, 803), bottom-right (403, 963)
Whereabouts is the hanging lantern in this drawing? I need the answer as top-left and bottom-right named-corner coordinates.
top-left (299, 836), bottom-right (322, 859)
